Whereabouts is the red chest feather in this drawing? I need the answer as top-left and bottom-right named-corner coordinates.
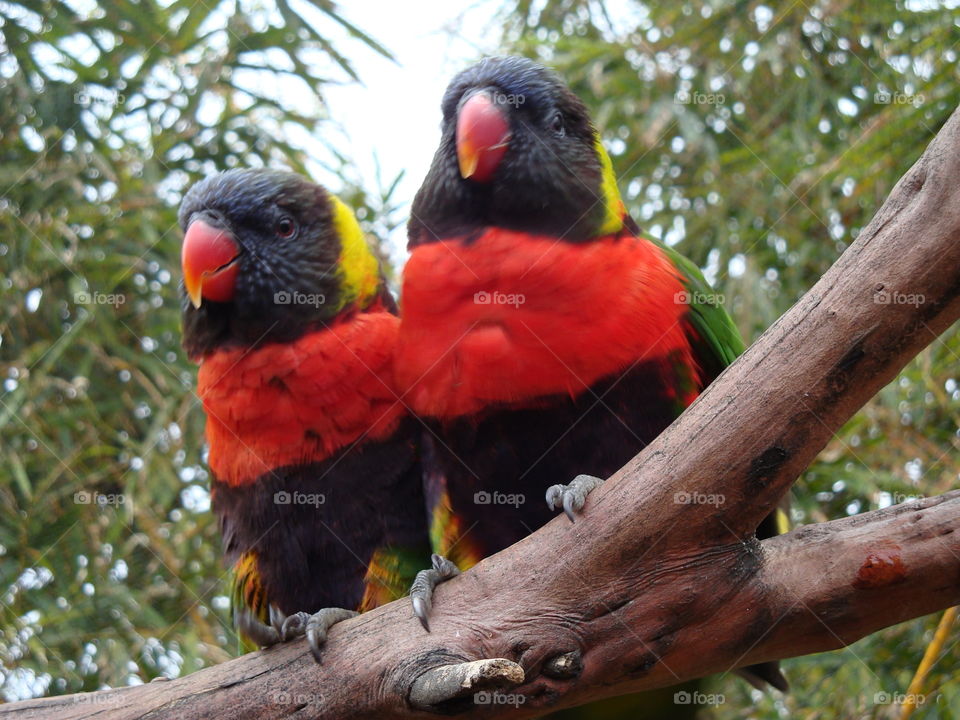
top-left (396, 229), bottom-right (695, 418)
top-left (198, 312), bottom-right (405, 486)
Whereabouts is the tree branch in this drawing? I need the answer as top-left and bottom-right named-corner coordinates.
top-left (755, 492), bottom-right (960, 660)
top-left (6, 107), bottom-right (960, 720)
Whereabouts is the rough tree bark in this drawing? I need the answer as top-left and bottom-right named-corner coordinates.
top-left (5, 107), bottom-right (960, 720)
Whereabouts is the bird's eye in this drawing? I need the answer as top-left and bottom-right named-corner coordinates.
top-left (551, 112), bottom-right (565, 136)
top-left (276, 217), bottom-right (296, 239)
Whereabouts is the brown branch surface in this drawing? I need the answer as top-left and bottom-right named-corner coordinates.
top-left (6, 108), bottom-right (960, 719)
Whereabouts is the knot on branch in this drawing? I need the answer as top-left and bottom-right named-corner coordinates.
top-left (408, 658), bottom-right (524, 710)
top-left (542, 650), bottom-right (583, 679)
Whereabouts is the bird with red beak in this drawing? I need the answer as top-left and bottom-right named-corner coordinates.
top-left (178, 168), bottom-right (431, 663)
top-left (399, 58), bottom-right (788, 715)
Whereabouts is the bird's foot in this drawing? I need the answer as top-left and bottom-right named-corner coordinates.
top-left (234, 604), bottom-right (357, 662)
top-left (304, 607), bottom-right (358, 663)
top-left (410, 553), bottom-right (460, 632)
top-left (545, 473), bottom-right (605, 522)
top-left (268, 605), bottom-right (315, 643)
top-left (234, 605), bottom-right (282, 648)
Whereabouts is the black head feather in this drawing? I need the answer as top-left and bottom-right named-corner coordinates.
top-left (179, 169), bottom-right (383, 358)
top-left (409, 56), bottom-right (613, 246)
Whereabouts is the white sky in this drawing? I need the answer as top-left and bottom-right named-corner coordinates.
top-left (306, 0), bottom-right (504, 255)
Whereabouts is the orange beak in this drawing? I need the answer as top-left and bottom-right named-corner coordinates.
top-left (456, 91), bottom-right (511, 182)
top-left (181, 219), bottom-right (241, 308)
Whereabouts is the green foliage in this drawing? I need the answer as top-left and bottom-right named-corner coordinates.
top-left (501, 1), bottom-right (960, 717)
top-left (2, 0), bottom-right (958, 714)
top-left (0, 0), bottom-right (392, 698)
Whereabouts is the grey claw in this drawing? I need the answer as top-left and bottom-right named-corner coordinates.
top-left (269, 604), bottom-right (285, 630)
top-left (546, 474), bottom-right (604, 522)
top-left (545, 484), bottom-right (563, 511)
top-left (235, 606), bottom-right (280, 647)
top-left (268, 604), bottom-right (306, 642)
top-left (432, 553), bottom-right (460, 577)
top-left (412, 595), bottom-right (430, 631)
top-left (409, 658), bottom-right (525, 709)
top-left (280, 611), bottom-right (310, 642)
top-left (305, 607), bottom-right (358, 664)
top-left (409, 554), bottom-right (460, 633)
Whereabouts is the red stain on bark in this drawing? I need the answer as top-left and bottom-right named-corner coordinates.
top-left (854, 544), bottom-right (907, 589)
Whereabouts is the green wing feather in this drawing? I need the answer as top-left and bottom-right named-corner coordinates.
top-left (647, 235), bottom-right (789, 538)
top-left (650, 237), bottom-right (745, 382)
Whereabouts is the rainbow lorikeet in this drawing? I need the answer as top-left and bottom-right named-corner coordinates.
top-left (179, 169), bottom-right (431, 661)
top-left (398, 56), bottom-right (787, 703)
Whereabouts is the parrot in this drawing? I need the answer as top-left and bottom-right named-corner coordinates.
top-left (396, 56), bottom-right (788, 709)
top-left (179, 168), bottom-right (431, 661)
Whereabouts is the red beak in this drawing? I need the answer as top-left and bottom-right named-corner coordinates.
top-left (456, 91), bottom-right (511, 183)
top-left (181, 219), bottom-right (240, 308)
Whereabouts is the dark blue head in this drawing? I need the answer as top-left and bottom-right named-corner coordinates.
top-left (178, 169), bottom-right (384, 358)
top-left (409, 56), bottom-right (624, 245)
